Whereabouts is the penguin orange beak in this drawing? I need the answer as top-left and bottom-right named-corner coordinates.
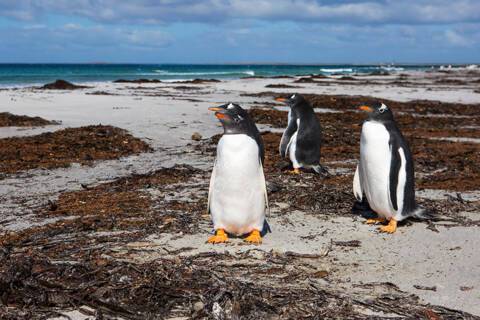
top-left (359, 105), bottom-right (374, 112)
top-left (275, 97), bottom-right (287, 102)
top-left (214, 113), bottom-right (229, 120)
top-left (209, 107), bottom-right (230, 120)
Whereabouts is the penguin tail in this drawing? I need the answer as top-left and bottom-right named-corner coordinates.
top-left (261, 220), bottom-right (272, 236)
top-left (410, 207), bottom-right (434, 220)
top-left (312, 164), bottom-right (331, 177)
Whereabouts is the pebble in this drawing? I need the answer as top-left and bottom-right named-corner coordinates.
top-left (193, 301), bottom-right (204, 312)
top-left (191, 132), bottom-right (202, 141)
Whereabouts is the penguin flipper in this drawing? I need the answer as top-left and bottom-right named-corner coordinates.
top-left (352, 165), bottom-right (376, 219)
top-left (259, 161), bottom-right (271, 236)
top-left (258, 158), bottom-right (269, 214)
top-left (279, 115), bottom-right (297, 158)
top-left (353, 165), bottom-right (363, 201)
top-left (207, 159), bottom-right (217, 215)
top-left (388, 145), bottom-right (401, 212)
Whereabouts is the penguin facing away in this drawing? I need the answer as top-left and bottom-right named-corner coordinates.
top-left (275, 94), bottom-right (326, 175)
top-left (207, 103), bottom-right (269, 244)
top-left (354, 102), bottom-right (426, 233)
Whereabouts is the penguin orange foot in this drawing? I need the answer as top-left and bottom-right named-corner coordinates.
top-left (289, 168), bottom-right (301, 174)
top-left (208, 229), bottom-right (228, 244)
top-left (379, 219), bottom-right (397, 233)
top-left (244, 229), bottom-right (262, 245)
top-left (365, 217), bottom-right (387, 225)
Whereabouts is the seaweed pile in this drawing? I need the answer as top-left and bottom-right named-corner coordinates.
top-left (246, 92), bottom-right (480, 116)
top-left (0, 112), bottom-right (58, 127)
top-left (0, 125), bottom-right (151, 176)
top-left (1, 249), bottom-right (473, 319)
top-left (40, 80), bottom-right (90, 90)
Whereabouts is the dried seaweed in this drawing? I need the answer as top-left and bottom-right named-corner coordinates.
top-left (0, 125), bottom-right (151, 176)
top-left (0, 112), bottom-right (59, 127)
top-left (1, 250), bottom-right (477, 319)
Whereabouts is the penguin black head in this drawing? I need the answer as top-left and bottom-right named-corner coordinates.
top-left (275, 93), bottom-right (306, 107)
top-left (359, 102), bottom-right (394, 122)
top-left (208, 103), bottom-right (255, 135)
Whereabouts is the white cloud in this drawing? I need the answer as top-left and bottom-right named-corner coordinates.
top-left (1, 0), bottom-right (480, 25)
top-left (1, 24), bottom-right (172, 50)
top-left (63, 23), bottom-right (80, 30)
top-left (22, 24), bottom-right (46, 30)
top-left (445, 29), bottom-right (472, 46)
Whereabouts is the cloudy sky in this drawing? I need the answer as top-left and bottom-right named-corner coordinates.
top-left (1, 0), bottom-right (479, 64)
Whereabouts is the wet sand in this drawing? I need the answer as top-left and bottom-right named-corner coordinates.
top-left (0, 69), bottom-right (479, 319)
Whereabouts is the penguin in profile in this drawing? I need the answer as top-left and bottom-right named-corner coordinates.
top-left (207, 103), bottom-right (269, 244)
top-left (276, 94), bottom-right (326, 174)
top-left (354, 102), bottom-right (426, 233)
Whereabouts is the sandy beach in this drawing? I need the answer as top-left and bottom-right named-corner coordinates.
top-left (1, 69), bottom-right (479, 318)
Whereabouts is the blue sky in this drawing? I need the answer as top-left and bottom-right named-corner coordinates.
top-left (0, 0), bottom-right (479, 64)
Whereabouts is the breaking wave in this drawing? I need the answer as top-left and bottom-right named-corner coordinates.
top-left (319, 68), bottom-right (353, 73)
top-left (153, 70), bottom-right (255, 76)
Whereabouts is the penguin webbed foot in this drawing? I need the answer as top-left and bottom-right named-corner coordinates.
top-left (288, 168), bottom-right (301, 175)
top-left (207, 229), bottom-right (229, 244)
top-left (365, 217), bottom-right (387, 225)
top-left (244, 229), bottom-right (262, 245)
top-left (379, 219), bottom-right (397, 233)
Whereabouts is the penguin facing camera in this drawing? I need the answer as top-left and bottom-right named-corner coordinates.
top-left (353, 102), bottom-right (428, 233)
top-left (207, 103), bottom-right (270, 244)
top-left (275, 94), bottom-right (328, 175)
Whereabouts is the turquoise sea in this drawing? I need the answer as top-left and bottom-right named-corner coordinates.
top-left (0, 64), bottom-right (436, 86)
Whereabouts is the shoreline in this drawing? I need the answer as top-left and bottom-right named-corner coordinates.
top-left (0, 63), bottom-right (478, 88)
top-left (2, 67), bottom-right (480, 102)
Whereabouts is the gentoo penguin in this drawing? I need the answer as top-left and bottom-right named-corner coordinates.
top-left (207, 103), bottom-right (269, 244)
top-left (353, 102), bottom-right (426, 233)
top-left (276, 94), bottom-right (326, 174)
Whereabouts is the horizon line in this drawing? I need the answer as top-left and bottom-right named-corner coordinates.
top-left (0, 62), bottom-right (478, 66)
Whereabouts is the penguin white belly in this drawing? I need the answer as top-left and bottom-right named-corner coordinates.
top-left (210, 134), bottom-right (266, 235)
top-left (288, 132), bottom-right (300, 168)
top-left (359, 121), bottom-right (395, 219)
top-left (287, 118), bottom-right (301, 168)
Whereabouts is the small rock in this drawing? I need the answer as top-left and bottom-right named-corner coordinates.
top-left (48, 200), bottom-right (58, 211)
top-left (191, 132), bottom-right (202, 141)
top-left (193, 301), bottom-right (204, 312)
top-left (267, 182), bottom-right (281, 193)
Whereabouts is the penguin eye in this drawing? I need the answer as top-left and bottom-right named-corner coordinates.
top-left (232, 114), bottom-right (243, 123)
top-left (379, 104), bottom-right (388, 113)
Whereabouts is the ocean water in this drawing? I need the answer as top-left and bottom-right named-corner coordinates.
top-left (0, 63), bottom-right (435, 86)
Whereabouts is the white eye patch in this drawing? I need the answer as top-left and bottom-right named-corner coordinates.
top-left (227, 103), bottom-right (234, 109)
top-left (379, 104), bottom-right (388, 113)
top-left (291, 94), bottom-right (296, 99)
